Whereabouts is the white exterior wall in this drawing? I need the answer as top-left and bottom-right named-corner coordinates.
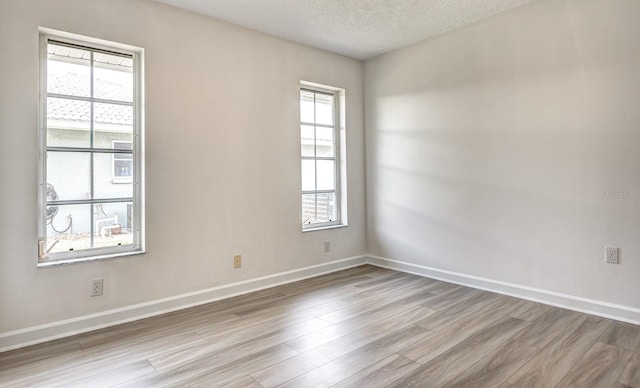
top-left (47, 129), bottom-right (133, 236)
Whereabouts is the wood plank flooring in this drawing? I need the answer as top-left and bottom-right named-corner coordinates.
top-left (1, 265), bottom-right (639, 387)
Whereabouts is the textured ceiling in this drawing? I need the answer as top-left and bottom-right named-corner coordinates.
top-left (152, 0), bottom-right (533, 60)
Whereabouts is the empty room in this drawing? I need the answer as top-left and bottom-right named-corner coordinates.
top-left (1, 0), bottom-right (639, 386)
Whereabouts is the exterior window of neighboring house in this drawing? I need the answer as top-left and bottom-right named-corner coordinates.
top-left (300, 83), bottom-right (346, 230)
top-left (38, 29), bottom-right (144, 265)
top-left (112, 140), bottom-right (133, 182)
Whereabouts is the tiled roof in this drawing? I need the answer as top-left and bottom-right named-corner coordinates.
top-left (47, 62), bottom-right (133, 128)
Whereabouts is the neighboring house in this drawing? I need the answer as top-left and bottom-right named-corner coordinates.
top-left (46, 46), bottom-right (134, 252)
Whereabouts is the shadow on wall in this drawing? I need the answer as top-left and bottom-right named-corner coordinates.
top-left (363, 0), bottom-right (640, 308)
top-left (368, 86), bottom-right (640, 293)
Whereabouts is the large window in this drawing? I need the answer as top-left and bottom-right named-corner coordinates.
top-left (300, 85), bottom-right (344, 230)
top-left (38, 30), bottom-right (144, 265)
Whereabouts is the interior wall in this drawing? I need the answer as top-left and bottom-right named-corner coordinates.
top-left (0, 0), bottom-right (366, 334)
top-left (365, 0), bottom-right (640, 308)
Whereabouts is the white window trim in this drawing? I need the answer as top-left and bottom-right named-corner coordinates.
top-left (300, 81), bottom-right (347, 231)
top-left (37, 28), bottom-right (145, 266)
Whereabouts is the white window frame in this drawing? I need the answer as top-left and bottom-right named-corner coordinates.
top-left (300, 82), bottom-right (347, 231)
top-left (37, 29), bottom-right (145, 265)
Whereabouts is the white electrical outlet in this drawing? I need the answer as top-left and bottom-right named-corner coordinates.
top-left (324, 241), bottom-right (331, 253)
top-left (91, 278), bottom-right (103, 297)
top-left (605, 246), bottom-right (619, 264)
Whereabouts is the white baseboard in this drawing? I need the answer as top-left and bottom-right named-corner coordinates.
top-left (0, 255), bottom-right (368, 353)
top-left (4, 253), bottom-right (638, 353)
top-left (366, 255), bottom-right (640, 325)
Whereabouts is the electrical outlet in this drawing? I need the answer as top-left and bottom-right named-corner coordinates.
top-left (605, 246), bottom-right (619, 264)
top-left (324, 241), bottom-right (331, 253)
top-left (91, 278), bottom-right (103, 297)
top-left (234, 255), bottom-right (242, 269)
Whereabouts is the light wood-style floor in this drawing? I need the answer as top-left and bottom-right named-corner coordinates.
top-left (2, 265), bottom-right (640, 387)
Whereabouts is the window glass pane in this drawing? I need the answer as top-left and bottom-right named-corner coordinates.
top-left (300, 90), bottom-right (314, 123)
top-left (113, 157), bottom-right (133, 178)
top-left (112, 141), bottom-right (134, 178)
top-left (46, 152), bottom-right (91, 201)
top-left (44, 202), bottom-right (134, 255)
top-left (316, 193), bottom-right (337, 223)
top-left (93, 153), bottom-right (133, 199)
top-left (302, 194), bottom-right (316, 225)
top-left (316, 160), bottom-right (335, 191)
top-left (46, 204), bottom-right (92, 253)
top-left (301, 159), bottom-right (316, 191)
top-left (315, 93), bottom-right (334, 125)
top-left (301, 125), bottom-right (315, 157)
top-left (47, 43), bottom-right (91, 98)
top-left (94, 202), bottom-right (134, 248)
top-left (315, 126), bottom-right (335, 157)
top-left (113, 141), bottom-right (133, 151)
top-left (114, 148), bottom-right (133, 175)
top-left (94, 52), bottom-right (133, 102)
top-left (94, 103), bottom-right (133, 135)
top-left (46, 97), bottom-right (91, 148)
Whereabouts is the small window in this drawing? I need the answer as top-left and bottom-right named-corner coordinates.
top-left (38, 30), bottom-right (144, 265)
top-left (112, 141), bottom-right (133, 182)
top-left (300, 84), bottom-right (345, 230)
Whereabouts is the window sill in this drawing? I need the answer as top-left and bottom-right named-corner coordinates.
top-left (112, 178), bottom-right (133, 184)
top-left (37, 249), bottom-right (145, 268)
top-left (302, 223), bottom-right (348, 233)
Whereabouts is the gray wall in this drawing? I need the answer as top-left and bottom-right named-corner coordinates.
top-left (365, 0), bottom-right (640, 307)
top-left (0, 0), bottom-right (366, 333)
